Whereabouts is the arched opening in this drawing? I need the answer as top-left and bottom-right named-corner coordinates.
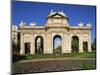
top-left (71, 36), bottom-right (79, 53)
top-left (83, 42), bottom-right (88, 52)
top-left (25, 43), bottom-right (30, 54)
top-left (53, 35), bottom-right (62, 54)
top-left (35, 36), bottom-right (44, 54)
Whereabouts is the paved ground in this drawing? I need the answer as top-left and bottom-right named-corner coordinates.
top-left (12, 58), bottom-right (96, 74)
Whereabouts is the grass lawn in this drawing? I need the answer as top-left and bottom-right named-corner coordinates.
top-left (81, 62), bottom-right (96, 70)
top-left (13, 52), bottom-right (96, 63)
top-left (24, 52), bottom-right (95, 60)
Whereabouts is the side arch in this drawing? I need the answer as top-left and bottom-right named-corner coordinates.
top-left (71, 36), bottom-right (79, 52)
top-left (35, 36), bottom-right (44, 54)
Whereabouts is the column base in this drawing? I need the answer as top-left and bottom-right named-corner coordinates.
top-left (62, 50), bottom-right (71, 53)
top-left (79, 50), bottom-right (83, 53)
top-left (20, 50), bottom-right (25, 55)
top-left (88, 50), bottom-right (92, 52)
top-left (44, 50), bottom-right (53, 54)
top-left (30, 52), bottom-right (35, 54)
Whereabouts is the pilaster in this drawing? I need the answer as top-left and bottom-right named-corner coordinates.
top-left (79, 34), bottom-right (83, 52)
top-left (88, 32), bottom-right (92, 52)
top-left (67, 34), bottom-right (71, 53)
top-left (20, 33), bottom-right (25, 54)
top-left (30, 33), bottom-right (35, 54)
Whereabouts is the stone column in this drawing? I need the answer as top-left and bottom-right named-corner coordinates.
top-left (67, 34), bottom-right (71, 53)
top-left (30, 33), bottom-right (35, 54)
top-left (65, 33), bottom-right (71, 53)
top-left (44, 32), bottom-right (52, 54)
top-left (88, 32), bottom-right (92, 52)
top-left (62, 32), bottom-right (68, 53)
top-left (61, 33), bottom-right (64, 53)
top-left (44, 33), bottom-right (47, 54)
top-left (51, 32), bottom-right (54, 54)
top-left (79, 34), bottom-right (83, 52)
top-left (20, 33), bottom-right (25, 54)
top-left (50, 32), bottom-right (53, 53)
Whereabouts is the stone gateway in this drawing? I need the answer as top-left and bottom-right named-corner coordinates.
top-left (12, 11), bottom-right (92, 55)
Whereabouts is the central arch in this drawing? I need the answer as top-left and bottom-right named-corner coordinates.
top-left (35, 36), bottom-right (44, 54)
top-left (53, 35), bottom-right (62, 54)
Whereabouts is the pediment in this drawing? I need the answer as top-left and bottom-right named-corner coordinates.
top-left (48, 13), bottom-right (66, 18)
top-left (47, 12), bottom-right (69, 20)
top-left (53, 14), bottom-right (62, 18)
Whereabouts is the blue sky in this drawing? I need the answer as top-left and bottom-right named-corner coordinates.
top-left (12, 1), bottom-right (96, 43)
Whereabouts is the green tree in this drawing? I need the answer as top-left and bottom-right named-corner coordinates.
top-left (12, 39), bottom-right (20, 54)
top-left (12, 40), bottom-right (18, 54)
top-left (92, 38), bottom-right (96, 50)
top-left (56, 45), bottom-right (62, 50)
